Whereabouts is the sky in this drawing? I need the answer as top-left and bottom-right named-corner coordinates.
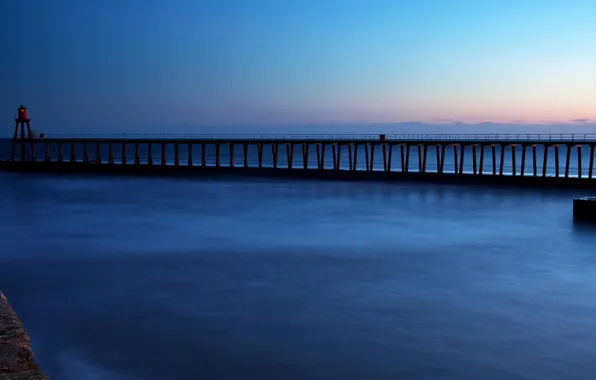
top-left (0, 0), bottom-right (595, 134)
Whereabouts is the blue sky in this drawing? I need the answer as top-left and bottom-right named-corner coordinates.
top-left (1, 0), bottom-right (594, 133)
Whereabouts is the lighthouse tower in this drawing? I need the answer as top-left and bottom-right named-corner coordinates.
top-left (11, 105), bottom-right (36, 161)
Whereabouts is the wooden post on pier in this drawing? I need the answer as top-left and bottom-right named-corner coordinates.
top-left (286, 143), bottom-right (294, 169)
top-left (135, 142), bottom-right (140, 165)
top-left (400, 145), bottom-right (405, 172)
top-left (554, 145), bottom-right (560, 177)
top-left (272, 143), bottom-right (279, 169)
top-left (492, 145), bottom-right (497, 175)
top-left (229, 143), bottom-right (234, 168)
top-left (121, 143), bottom-right (127, 165)
top-left (70, 143), bottom-right (76, 163)
top-left (453, 145), bottom-right (458, 174)
top-left (302, 143), bottom-right (309, 169)
top-left (472, 145), bottom-right (477, 174)
top-left (418, 144), bottom-right (423, 173)
top-left (499, 144), bottom-right (505, 176)
top-left (257, 143), bottom-right (263, 168)
top-left (511, 145), bottom-right (516, 176)
top-left (578, 145), bottom-right (582, 178)
top-left (188, 143), bottom-right (193, 167)
top-left (174, 143), bottom-right (180, 167)
top-left (364, 144), bottom-right (369, 171)
top-left (348, 144), bottom-right (353, 170)
top-left (243, 143), bottom-right (249, 168)
top-left (479, 145), bottom-right (485, 175)
top-left (404, 144), bottom-right (410, 173)
top-left (161, 143), bottom-right (166, 166)
top-left (95, 143), bottom-right (101, 165)
top-left (320, 144), bottom-right (326, 169)
top-left (336, 143), bottom-right (341, 170)
top-left (353, 144), bottom-right (359, 170)
top-left (521, 145), bottom-right (527, 176)
top-left (459, 145), bottom-right (465, 175)
top-left (58, 142), bottom-right (63, 162)
top-left (565, 145), bottom-right (571, 178)
top-left (542, 145), bottom-right (549, 177)
top-left (422, 145), bottom-right (428, 173)
top-left (370, 144), bottom-right (376, 171)
top-left (387, 144), bottom-right (393, 172)
top-left (439, 145), bottom-right (446, 174)
top-left (382, 144), bottom-right (387, 171)
top-left (83, 143), bottom-right (88, 164)
top-left (532, 145), bottom-right (537, 176)
top-left (316, 144), bottom-right (322, 169)
top-left (108, 143), bottom-right (113, 164)
top-left (332, 143), bottom-right (337, 170)
top-left (589, 145), bottom-right (595, 179)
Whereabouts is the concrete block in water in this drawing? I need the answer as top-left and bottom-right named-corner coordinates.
top-left (573, 197), bottom-right (596, 222)
top-left (0, 292), bottom-right (48, 380)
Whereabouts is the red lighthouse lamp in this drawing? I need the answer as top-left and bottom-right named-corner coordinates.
top-left (17, 105), bottom-right (29, 122)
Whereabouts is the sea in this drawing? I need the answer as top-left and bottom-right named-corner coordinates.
top-left (1, 125), bottom-right (596, 380)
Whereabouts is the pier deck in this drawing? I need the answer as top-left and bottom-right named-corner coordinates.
top-left (2, 133), bottom-right (596, 188)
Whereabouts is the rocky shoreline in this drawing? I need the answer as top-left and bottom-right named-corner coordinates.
top-left (0, 291), bottom-right (48, 380)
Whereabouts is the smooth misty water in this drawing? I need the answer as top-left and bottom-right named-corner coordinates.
top-left (1, 171), bottom-right (596, 380)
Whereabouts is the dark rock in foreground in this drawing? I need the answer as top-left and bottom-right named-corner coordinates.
top-left (0, 292), bottom-right (48, 380)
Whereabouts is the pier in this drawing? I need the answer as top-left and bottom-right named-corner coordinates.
top-left (2, 124), bottom-right (596, 188)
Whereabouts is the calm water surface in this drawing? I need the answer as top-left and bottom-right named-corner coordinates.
top-left (1, 171), bottom-right (596, 380)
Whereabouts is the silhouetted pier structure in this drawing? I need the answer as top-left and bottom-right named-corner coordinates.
top-left (3, 132), bottom-right (596, 187)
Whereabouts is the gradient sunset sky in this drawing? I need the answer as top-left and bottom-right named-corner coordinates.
top-left (1, 0), bottom-right (595, 132)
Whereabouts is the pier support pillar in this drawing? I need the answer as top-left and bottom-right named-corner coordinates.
top-left (188, 143), bottom-right (193, 166)
top-left (404, 144), bottom-right (410, 173)
top-left (161, 143), bottom-right (166, 166)
top-left (555, 145), bottom-right (560, 177)
top-left (272, 144), bottom-right (279, 169)
top-left (511, 145), bottom-right (516, 176)
top-left (201, 143), bottom-right (206, 168)
top-left (83, 143), bottom-right (88, 164)
top-left (243, 143), bottom-right (249, 168)
top-left (287, 143), bottom-right (294, 169)
top-left (57, 143), bottom-right (63, 162)
top-left (107, 143), bottom-right (113, 164)
top-left (492, 145), bottom-right (497, 175)
top-left (382, 143), bottom-right (388, 171)
top-left (175, 143), bottom-right (180, 167)
top-left (302, 143), bottom-right (309, 169)
top-left (418, 144), bottom-right (423, 173)
top-left (45, 141), bottom-right (50, 162)
top-left (521, 145), bottom-right (527, 176)
top-left (472, 145), bottom-right (477, 174)
top-left (70, 143), bottom-right (76, 163)
top-left (589, 145), bottom-right (594, 179)
top-left (364, 144), bottom-right (370, 171)
top-left (348, 144), bottom-right (353, 170)
top-left (229, 143), bottom-right (234, 168)
top-left (458, 145), bottom-right (465, 175)
top-left (148, 143), bottom-right (153, 165)
top-left (565, 144), bottom-right (571, 178)
top-left (532, 145), bottom-right (537, 176)
top-left (578, 145), bottom-right (582, 178)
top-left (135, 142), bottom-right (140, 165)
top-left (215, 143), bottom-right (221, 168)
top-left (453, 145), bottom-right (458, 174)
top-left (400, 144), bottom-right (406, 172)
top-left (121, 143), bottom-right (127, 165)
top-left (499, 144), bottom-right (505, 176)
top-left (542, 145), bottom-right (549, 177)
top-left (95, 143), bottom-right (101, 164)
top-left (257, 143), bottom-right (264, 168)
top-left (370, 144), bottom-right (376, 171)
top-left (439, 145), bottom-right (446, 174)
top-left (479, 145), bottom-right (484, 175)
top-left (353, 144), bottom-right (359, 170)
